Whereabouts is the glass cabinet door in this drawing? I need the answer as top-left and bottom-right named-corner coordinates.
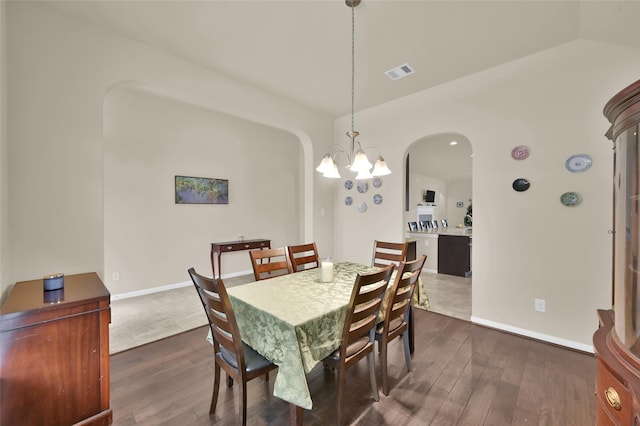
top-left (613, 122), bottom-right (640, 358)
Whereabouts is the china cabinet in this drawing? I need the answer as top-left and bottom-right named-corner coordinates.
top-left (594, 79), bottom-right (640, 425)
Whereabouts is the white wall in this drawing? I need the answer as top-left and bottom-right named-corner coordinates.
top-left (332, 39), bottom-right (640, 350)
top-left (0, 1), bottom-right (8, 304)
top-left (3, 2), bottom-right (334, 297)
top-left (403, 173), bottom-right (447, 228)
top-left (104, 88), bottom-right (300, 294)
top-left (446, 180), bottom-right (472, 227)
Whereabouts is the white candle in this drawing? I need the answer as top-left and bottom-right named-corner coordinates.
top-left (320, 260), bottom-right (334, 282)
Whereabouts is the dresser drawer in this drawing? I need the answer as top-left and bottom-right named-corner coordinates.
top-left (596, 359), bottom-right (633, 425)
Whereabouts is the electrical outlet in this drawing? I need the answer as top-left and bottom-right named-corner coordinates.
top-left (534, 298), bottom-right (546, 312)
top-left (112, 272), bottom-right (120, 281)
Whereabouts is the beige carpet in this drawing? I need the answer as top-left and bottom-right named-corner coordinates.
top-left (109, 272), bottom-right (471, 354)
top-left (109, 274), bottom-right (253, 354)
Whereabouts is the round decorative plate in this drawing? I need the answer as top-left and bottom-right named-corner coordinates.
top-left (372, 177), bottom-right (383, 188)
top-left (512, 178), bottom-right (530, 192)
top-left (358, 202), bottom-right (367, 213)
top-left (344, 180), bottom-right (353, 190)
top-left (373, 194), bottom-right (383, 205)
top-left (565, 154), bottom-right (592, 173)
top-left (511, 145), bottom-right (530, 160)
top-left (357, 182), bottom-right (368, 193)
top-left (560, 191), bottom-right (582, 207)
top-left (344, 196), bottom-right (353, 206)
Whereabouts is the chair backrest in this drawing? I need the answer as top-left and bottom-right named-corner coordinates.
top-left (288, 242), bottom-right (320, 272)
top-left (380, 256), bottom-right (427, 333)
top-left (249, 247), bottom-right (293, 281)
top-left (372, 240), bottom-right (408, 268)
top-left (188, 268), bottom-right (246, 372)
top-left (337, 264), bottom-right (394, 364)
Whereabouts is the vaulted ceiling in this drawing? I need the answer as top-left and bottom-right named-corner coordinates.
top-left (39, 1), bottom-right (639, 182)
top-left (45, 0), bottom-right (640, 118)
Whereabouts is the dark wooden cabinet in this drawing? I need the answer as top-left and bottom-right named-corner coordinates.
top-left (0, 272), bottom-right (112, 425)
top-left (594, 79), bottom-right (640, 425)
top-left (437, 235), bottom-right (471, 277)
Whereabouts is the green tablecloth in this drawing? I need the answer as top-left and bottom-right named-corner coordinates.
top-left (221, 262), bottom-right (430, 409)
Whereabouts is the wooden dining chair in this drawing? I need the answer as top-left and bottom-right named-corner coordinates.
top-left (372, 240), bottom-right (408, 268)
top-left (187, 268), bottom-right (277, 425)
top-left (249, 247), bottom-right (293, 281)
top-left (375, 255), bottom-right (427, 395)
top-left (322, 264), bottom-right (394, 425)
top-left (287, 242), bottom-right (320, 272)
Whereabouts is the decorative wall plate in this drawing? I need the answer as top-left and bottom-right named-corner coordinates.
top-left (512, 178), bottom-right (530, 192)
top-left (565, 154), bottom-right (592, 172)
top-left (511, 145), bottom-right (530, 160)
top-left (560, 191), bottom-right (582, 207)
top-left (344, 180), bottom-right (353, 190)
top-left (358, 202), bottom-right (367, 213)
top-left (373, 194), bottom-right (383, 205)
top-left (372, 177), bottom-right (383, 188)
top-left (344, 196), bottom-right (353, 206)
top-left (357, 182), bottom-right (368, 193)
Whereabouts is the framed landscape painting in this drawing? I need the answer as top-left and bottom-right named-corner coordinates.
top-left (175, 175), bottom-right (229, 204)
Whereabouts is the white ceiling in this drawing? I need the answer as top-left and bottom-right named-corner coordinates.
top-left (40, 0), bottom-right (639, 182)
top-left (44, 0), bottom-right (640, 118)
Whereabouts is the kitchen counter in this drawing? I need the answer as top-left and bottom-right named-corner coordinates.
top-left (407, 227), bottom-right (472, 237)
top-left (406, 228), bottom-right (472, 276)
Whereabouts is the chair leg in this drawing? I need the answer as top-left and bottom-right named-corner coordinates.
top-left (240, 379), bottom-right (248, 426)
top-left (402, 331), bottom-right (413, 372)
top-left (210, 363), bottom-right (221, 415)
top-left (380, 340), bottom-right (389, 396)
top-left (368, 351), bottom-right (380, 402)
top-left (337, 367), bottom-right (346, 425)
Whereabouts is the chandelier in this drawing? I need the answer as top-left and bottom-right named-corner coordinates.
top-left (315, 0), bottom-right (391, 180)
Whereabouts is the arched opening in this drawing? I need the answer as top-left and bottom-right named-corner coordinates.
top-left (404, 132), bottom-right (473, 320)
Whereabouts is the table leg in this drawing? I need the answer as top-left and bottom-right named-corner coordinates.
top-left (290, 404), bottom-right (303, 425)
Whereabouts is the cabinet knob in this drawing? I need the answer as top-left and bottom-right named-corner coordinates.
top-left (605, 387), bottom-right (622, 411)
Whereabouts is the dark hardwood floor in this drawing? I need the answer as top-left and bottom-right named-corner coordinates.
top-left (110, 309), bottom-right (596, 425)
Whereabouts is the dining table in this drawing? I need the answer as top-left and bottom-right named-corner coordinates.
top-left (215, 261), bottom-right (430, 424)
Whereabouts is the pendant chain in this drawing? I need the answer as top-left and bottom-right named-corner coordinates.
top-left (350, 5), bottom-right (355, 135)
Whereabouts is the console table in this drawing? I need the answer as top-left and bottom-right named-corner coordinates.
top-left (0, 272), bottom-right (112, 425)
top-left (210, 238), bottom-right (271, 278)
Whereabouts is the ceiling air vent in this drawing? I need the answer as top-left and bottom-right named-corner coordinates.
top-left (385, 63), bottom-right (416, 81)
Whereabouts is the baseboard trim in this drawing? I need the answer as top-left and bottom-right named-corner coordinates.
top-left (111, 269), bottom-right (254, 300)
top-left (470, 315), bottom-right (594, 354)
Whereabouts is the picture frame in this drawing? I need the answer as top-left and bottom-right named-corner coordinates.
top-left (175, 175), bottom-right (229, 204)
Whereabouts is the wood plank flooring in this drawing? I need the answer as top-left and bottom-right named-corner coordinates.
top-left (110, 309), bottom-right (596, 425)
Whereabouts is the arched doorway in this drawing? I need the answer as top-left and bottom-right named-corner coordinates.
top-left (405, 132), bottom-right (473, 321)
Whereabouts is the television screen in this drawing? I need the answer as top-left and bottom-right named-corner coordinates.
top-left (424, 190), bottom-right (436, 203)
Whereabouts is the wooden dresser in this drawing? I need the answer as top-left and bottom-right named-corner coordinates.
top-left (0, 272), bottom-right (112, 425)
top-left (594, 79), bottom-right (640, 425)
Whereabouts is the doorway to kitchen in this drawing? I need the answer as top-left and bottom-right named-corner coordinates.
top-left (404, 132), bottom-right (473, 320)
